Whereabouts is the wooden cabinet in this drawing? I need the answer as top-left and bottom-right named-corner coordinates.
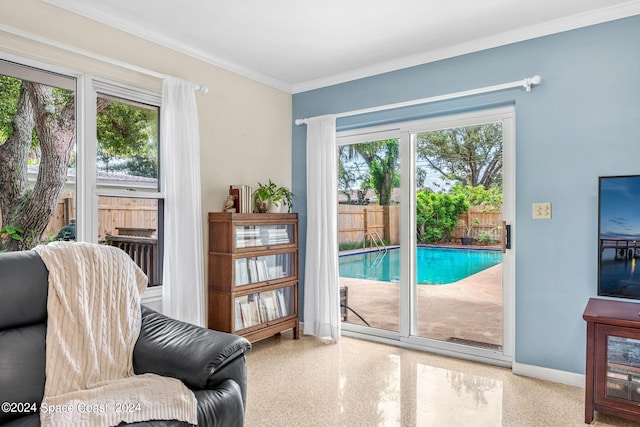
top-left (584, 298), bottom-right (640, 424)
top-left (207, 212), bottom-right (299, 342)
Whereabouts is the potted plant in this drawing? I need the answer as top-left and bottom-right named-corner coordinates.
top-left (254, 180), bottom-right (294, 213)
top-left (459, 218), bottom-right (478, 245)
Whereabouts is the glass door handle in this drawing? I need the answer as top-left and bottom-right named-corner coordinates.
top-left (502, 221), bottom-right (511, 253)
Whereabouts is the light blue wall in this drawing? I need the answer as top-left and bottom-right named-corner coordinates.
top-left (292, 15), bottom-right (640, 374)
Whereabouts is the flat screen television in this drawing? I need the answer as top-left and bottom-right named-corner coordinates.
top-left (598, 175), bottom-right (640, 299)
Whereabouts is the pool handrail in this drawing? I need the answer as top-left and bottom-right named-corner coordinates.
top-left (364, 231), bottom-right (387, 254)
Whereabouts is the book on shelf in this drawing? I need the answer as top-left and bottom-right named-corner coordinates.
top-left (234, 299), bottom-right (244, 330)
top-left (247, 258), bottom-right (270, 282)
top-left (234, 289), bottom-right (290, 330)
top-left (236, 226), bottom-right (291, 248)
top-left (245, 294), bottom-right (262, 326)
top-left (268, 265), bottom-right (285, 279)
top-left (229, 185), bottom-right (253, 213)
top-left (235, 227), bottom-right (262, 248)
top-left (277, 289), bottom-right (288, 317)
top-left (235, 258), bottom-right (249, 285)
top-left (237, 257), bottom-right (287, 285)
top-left (247, 258), bottom-right (258, 282)
top-left (228, 186), bottom-right (240, 212)
top-left (262, 294), bottom-right (278, 321)
top-left (238, 301), bottom-right (253, 329)
top-left (260, 227), bottom-right (290, 245)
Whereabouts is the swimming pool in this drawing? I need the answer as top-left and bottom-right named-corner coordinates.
top-left (339, 246), bottom-right (502, 285)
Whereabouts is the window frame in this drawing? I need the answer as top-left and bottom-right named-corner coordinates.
top-left (80, 77), bottom-right (163, 244)
top-left (0, 53), bottom-right (165, 294)
top-left (336, 105), bottom-right (516, 364)
top-left (0, 55), bottom-right (81, 243)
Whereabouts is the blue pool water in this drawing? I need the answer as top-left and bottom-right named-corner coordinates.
top-left (339, 246), bottom-right (502, 285)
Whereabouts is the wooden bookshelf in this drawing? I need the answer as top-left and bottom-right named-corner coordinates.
top-left (207, 212), bottom-right (299, 342)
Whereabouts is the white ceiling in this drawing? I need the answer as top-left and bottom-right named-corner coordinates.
top-left (42, 0), bottom-right (640, 93)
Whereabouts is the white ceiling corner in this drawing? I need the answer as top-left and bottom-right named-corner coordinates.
top-left (40, 0), bottom-right (640, 93)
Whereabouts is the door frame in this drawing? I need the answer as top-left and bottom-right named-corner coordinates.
top-left (339, 105), bottom-right (516, 367)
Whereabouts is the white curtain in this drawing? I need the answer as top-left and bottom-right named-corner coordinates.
top-left (160, 76), bottom-right (205, 326)
top-left (303, 115), bottom-right (341, 341)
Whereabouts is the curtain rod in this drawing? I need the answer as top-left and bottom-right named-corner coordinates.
top-left (295, 75), bottom-right (541, 125)
top-left (0, 23), bottom-right (208, 94)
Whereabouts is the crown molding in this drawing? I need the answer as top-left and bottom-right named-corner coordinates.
top-left (291, 0), bottom-right (640, 93)
top-left (41, 0), bottom-right (640, 94)
top-left (41, 0), bottom-right (293, 93)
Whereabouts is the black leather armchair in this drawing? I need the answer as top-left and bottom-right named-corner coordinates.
top-left (0, 250), bottom-right (251, 426)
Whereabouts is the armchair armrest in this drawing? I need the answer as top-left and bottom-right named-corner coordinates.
top-left (133, 306), bottom-right (251, 391)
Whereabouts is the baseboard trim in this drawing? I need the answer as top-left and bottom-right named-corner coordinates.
top-left (325, 321), bottom-right (587, 388)
top-left (512, 361), bottom-right (585, 387)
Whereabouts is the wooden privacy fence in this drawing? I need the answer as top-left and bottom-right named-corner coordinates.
top-left (43, 191), bottom-right (76, 239)
top-left (338, 204), bottom-right (502, 246)
top-left (97, 196), bottom-right (158, 240)
top-left (338, 205), bottom-right (400, 245)
top-left (44, 193), bottom-right (158, 240)
top-left (44, 193), bottom-right (160, 285)
top-left (452, 206), bottom-right (503, 243)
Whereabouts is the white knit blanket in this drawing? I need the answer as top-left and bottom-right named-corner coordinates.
top-left (35, 242), bottom-right (197, 427)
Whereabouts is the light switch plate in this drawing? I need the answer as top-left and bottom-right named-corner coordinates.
top-left (532, 202), bottom-right (551, 219)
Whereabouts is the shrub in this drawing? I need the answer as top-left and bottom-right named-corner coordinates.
top-left (416, 191), bottom-right (469, 243)
top-left (476, 230), bottom-right (496, 246)
top-left (450, 183), bottom-right (502, 211)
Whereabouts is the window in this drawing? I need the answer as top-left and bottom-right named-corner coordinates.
top-left (0, 59), bottom-right (77, 251)
top-left (93, 83), bottom-right (164, 286)
top-left (0, 57), bottom-right (164, 287)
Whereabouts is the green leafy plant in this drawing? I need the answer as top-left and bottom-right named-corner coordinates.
top-left (459, 218), bottom-right (480, 237)
top-left (0, 225), bottom-right (24, 244)
top-left (253, 180), bottom-right (294, 213)
top-left (416, 191), bottom-right (469, 243)
top-left (339, 241), bottom-right (362, 252)
top-left (450, 183), bottom-right (502, 211)
top-left (476, 229), bottom-right (497, 246)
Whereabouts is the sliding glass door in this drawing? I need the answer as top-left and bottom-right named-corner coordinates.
top-left (338, 136), bottom-right (401, 334)
top-left (411, 119), bottom-right (507, 354)
top-left (338, 106), bottom-right (515, 364)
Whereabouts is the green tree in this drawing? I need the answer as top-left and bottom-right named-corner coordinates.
top-left (0, 76), bottom-right (157, 251)
top-left (96, 97), bottom-right (158, 177)
top-left (450, 183), bottom-right (502, 211)
top-left (368, 139), bottom-right (399, 206)
top-left (0, 79), bottom-right (76, 250)
top-left (338, 145), bottom-right (370, 203)
top-left (339, 139), bottom-right (399, 205)
top-left (416, 123), bottom-right (502, 189)
top-left (0, 76), bottom-right (22, 143)
top-left (416, 191), bottom-right (469, 243)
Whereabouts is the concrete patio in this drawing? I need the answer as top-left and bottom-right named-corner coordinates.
top-left (340, 263), bottom-right (503, 349)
